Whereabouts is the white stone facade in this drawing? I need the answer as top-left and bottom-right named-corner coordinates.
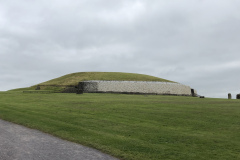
top-left (80, 81), bottom-right (196, 96)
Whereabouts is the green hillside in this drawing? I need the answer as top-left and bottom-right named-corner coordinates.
top-left (10, 72), bottom-right (175, 91)
top-left (39, 72), bottom-right (175, 86)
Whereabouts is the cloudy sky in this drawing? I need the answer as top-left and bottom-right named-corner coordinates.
top-left (1, 0), bottom-right (240, 98)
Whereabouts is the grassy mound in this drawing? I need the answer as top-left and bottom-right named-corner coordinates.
top-left (39, 72), bottom-right (175, 86)
top-left (10, 72), bottom-right (175, 91)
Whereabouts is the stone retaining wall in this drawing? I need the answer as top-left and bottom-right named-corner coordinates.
top-left (79, 81), bottom-right (197, 96)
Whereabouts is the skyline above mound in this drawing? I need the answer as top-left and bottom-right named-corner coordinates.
top-left (38, 72), bottom-right (176, 86)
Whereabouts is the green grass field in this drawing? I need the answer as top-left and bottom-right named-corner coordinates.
top-left (0, 92), bottom-right (239, 160)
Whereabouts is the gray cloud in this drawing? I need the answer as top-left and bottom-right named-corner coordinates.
top-left (1, 0), bottom-right (240, 98)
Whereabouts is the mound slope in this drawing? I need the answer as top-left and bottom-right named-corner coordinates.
top-left (39, 72), bottom-right (175, 86)
top-left (10, 72), bottom-right (176, 92)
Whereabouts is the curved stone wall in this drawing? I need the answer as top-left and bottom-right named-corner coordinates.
top-left (79, 81), bottom-right (197, 96)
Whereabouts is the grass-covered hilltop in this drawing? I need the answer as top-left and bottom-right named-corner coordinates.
top-left (39, 72), bottom-right (175, 85)
top-left (11, 72), bottom-right (176, 92)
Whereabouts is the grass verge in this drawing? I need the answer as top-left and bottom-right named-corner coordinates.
top-left (0, 92), bottom-right (239, 160)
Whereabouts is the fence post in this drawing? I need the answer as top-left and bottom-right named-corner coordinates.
top-left (236, 94), bottom-right (240, 99)
top-left (228, 93), bottom-right (232, 99)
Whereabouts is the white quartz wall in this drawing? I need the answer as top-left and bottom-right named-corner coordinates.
top-left (83, 81), bottom-right (194, 95)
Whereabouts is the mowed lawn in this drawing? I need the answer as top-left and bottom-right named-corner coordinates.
top-left (0, 92), bottom-right (239, 160)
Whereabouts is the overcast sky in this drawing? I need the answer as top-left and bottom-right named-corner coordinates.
top-left (1, 0), bottom-right (240, 98)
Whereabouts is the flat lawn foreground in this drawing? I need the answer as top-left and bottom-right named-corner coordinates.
top-left (0, 92), bottom-right (239, 160)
